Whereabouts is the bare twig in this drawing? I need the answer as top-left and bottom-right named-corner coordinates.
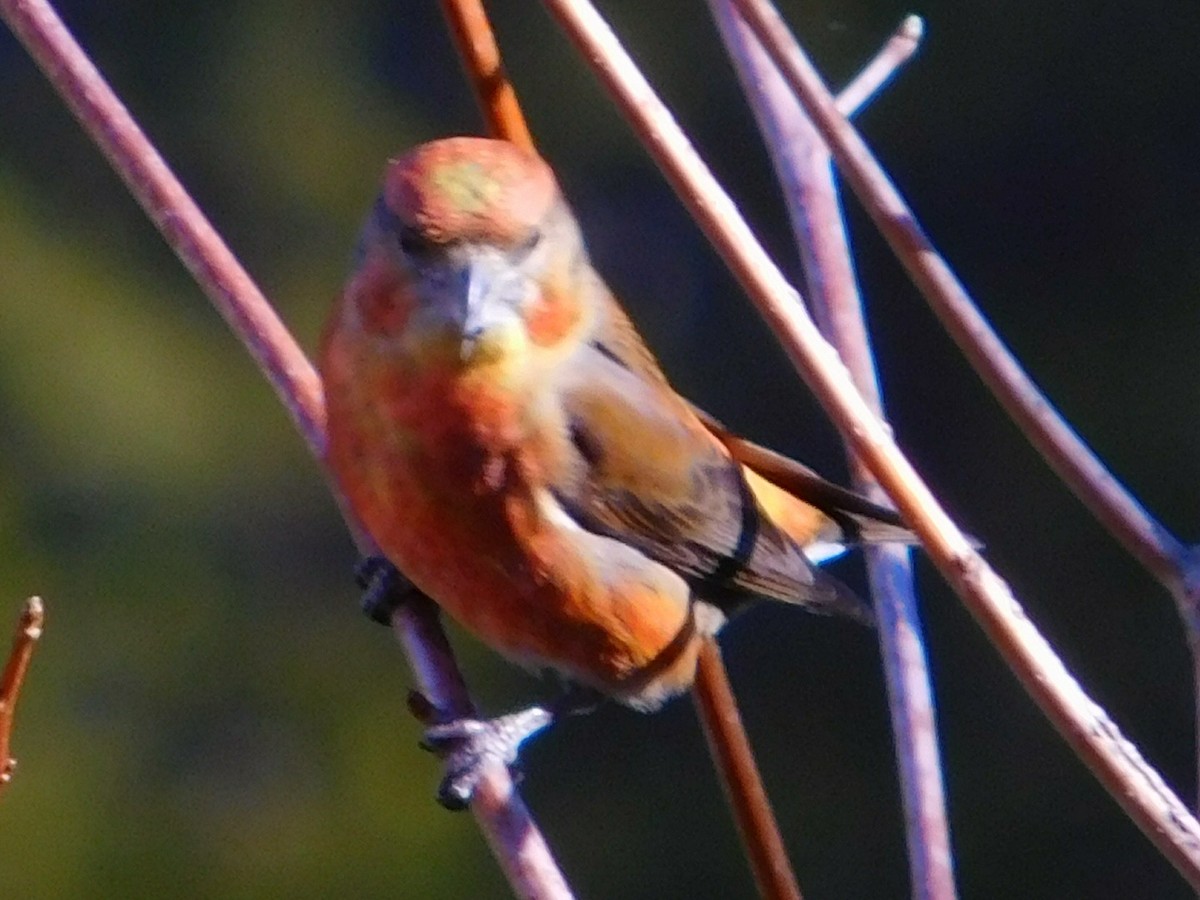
top-left (0, 2), bottom-right (571, 896)
top-left (538, 0), bottom-right (1200, 888)
top-left (834, 15), bottom-right (923, 117)
top-left (439, 0), bottom-right (536, 151)
top-left (440, 3), bottom-right (797, 894)
top-left (709, 6), bottom-right (955, 898)
top-left (0, 596), bottom-right (44, 795)
top-left (694, 643), bottom-right (802, 900)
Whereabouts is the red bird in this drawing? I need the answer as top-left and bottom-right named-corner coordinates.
top-left (320, 137), bottom-right (912, 806)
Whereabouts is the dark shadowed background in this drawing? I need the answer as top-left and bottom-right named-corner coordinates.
top-left (1, 2), bottom-right (1198, 897)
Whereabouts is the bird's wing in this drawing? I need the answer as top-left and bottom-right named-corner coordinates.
top-left (583, 293), bottom-right (918, 547)
top-left (552, 291), bottom-right (869, 620)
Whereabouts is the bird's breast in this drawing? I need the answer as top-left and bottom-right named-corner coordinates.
top-left (330, 346), bottom-right (569, 567)
top-left (322, 327), bottom-right (700, 704)
top-left (393, 367), bottom-right (527, 493)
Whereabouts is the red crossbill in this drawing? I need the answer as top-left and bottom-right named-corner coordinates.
top-left (320, 137), bottom-right (913, 807)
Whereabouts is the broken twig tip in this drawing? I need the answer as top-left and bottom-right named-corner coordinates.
top-left (22, 596), bottom-right (45, 640)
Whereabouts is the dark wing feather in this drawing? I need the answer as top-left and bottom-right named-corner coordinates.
top-left (694, 408), bottom-right (983, 549)
top-left (694, 407), bottom-right (920, 544)
top-left (589, 294), bottom-right (918, 546)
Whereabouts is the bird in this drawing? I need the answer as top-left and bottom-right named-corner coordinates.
top-left (320, 136), bottom-right (916, 808)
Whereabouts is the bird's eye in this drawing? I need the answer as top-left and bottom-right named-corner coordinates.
top-left (511, 229), bottom-right (543, 262)
top-left (397, 226), bottom-right (439, 261)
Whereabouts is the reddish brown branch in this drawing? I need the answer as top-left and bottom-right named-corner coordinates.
top-left (0, 2), bottom-right (570, 895)
top-left (693, 642), bottom-right (802, 900)
top-left (538, 0), bottom-right (1200, 888)
top-left (0, 596), bottom-right (44, 796)
top-left (440, 0), bottom-right (536, 151)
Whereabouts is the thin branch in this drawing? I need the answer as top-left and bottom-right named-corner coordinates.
top-left (709, 6), bottom-right (955, 898)
top-left (693, 642), bottom-right (803, 900)
top-left (834, 15), bottom-right (923, 117)
top-left (0, 596), bottom-right (44, 795)
top-left (440, 3), bottom-right (797, 894)
top-left (439, 0), bottom-right (536, 151)
top-left (0, 3), bottom-right (571, 895)
top-left (538, 0), bottom-right (1200, 888)
top-left (1187, 547), bottom-right (1200, 807)
top-left (726, 0), bottom-right (1192, 613)
top-left (4, 2), bottom-right (323, 450)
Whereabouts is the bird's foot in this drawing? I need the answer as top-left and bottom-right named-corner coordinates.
top-left (355, 555), bottom-right (419, 625)
top-left (410, 691), bottom-right (555, 810)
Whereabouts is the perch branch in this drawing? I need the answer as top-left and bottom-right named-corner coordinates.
top-left (694, 642), bottom-right (802, 900)
top-left (0, 2), bottom-right (570, 896)
top-left (709, 6), bottom-right (955, 898)
top-left (538, 0), bottom-right (1200, 888)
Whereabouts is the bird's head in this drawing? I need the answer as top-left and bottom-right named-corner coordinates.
top-left (347, 137), bottom-right (593, 373)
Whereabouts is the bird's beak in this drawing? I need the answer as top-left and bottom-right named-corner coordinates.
top-left (453, 255), bottom-right (526, 362)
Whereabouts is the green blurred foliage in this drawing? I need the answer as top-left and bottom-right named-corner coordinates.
top-left (1, 1), bottom-right (1198, 897)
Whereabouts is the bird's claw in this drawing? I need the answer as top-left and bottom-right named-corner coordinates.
top-left (354, 555), bottom-right (418, 625)
top-left (416, 703), bottom-right (555, 811)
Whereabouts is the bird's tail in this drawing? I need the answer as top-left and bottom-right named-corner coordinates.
top-left (694, 407), bottom-right (921, 545)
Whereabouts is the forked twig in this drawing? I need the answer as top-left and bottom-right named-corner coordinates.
top-left (726, 0), bottom-right (1197, 624)
top-left (439, 3), bottom-right (799, 896)
top-left (0, 596), bottom-right (44, 795)
top-left (0, 2), bottom-right (570, 896)
top-left (730, 0), bottom-right (1200, 852)
top-left (538, 0), bottom-right (1200, 888)
top-left (709, 6), bottom-right (955, 898)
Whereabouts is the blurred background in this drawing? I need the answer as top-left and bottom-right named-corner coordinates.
top-left (1, 1), bottom-right (1197, 896)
